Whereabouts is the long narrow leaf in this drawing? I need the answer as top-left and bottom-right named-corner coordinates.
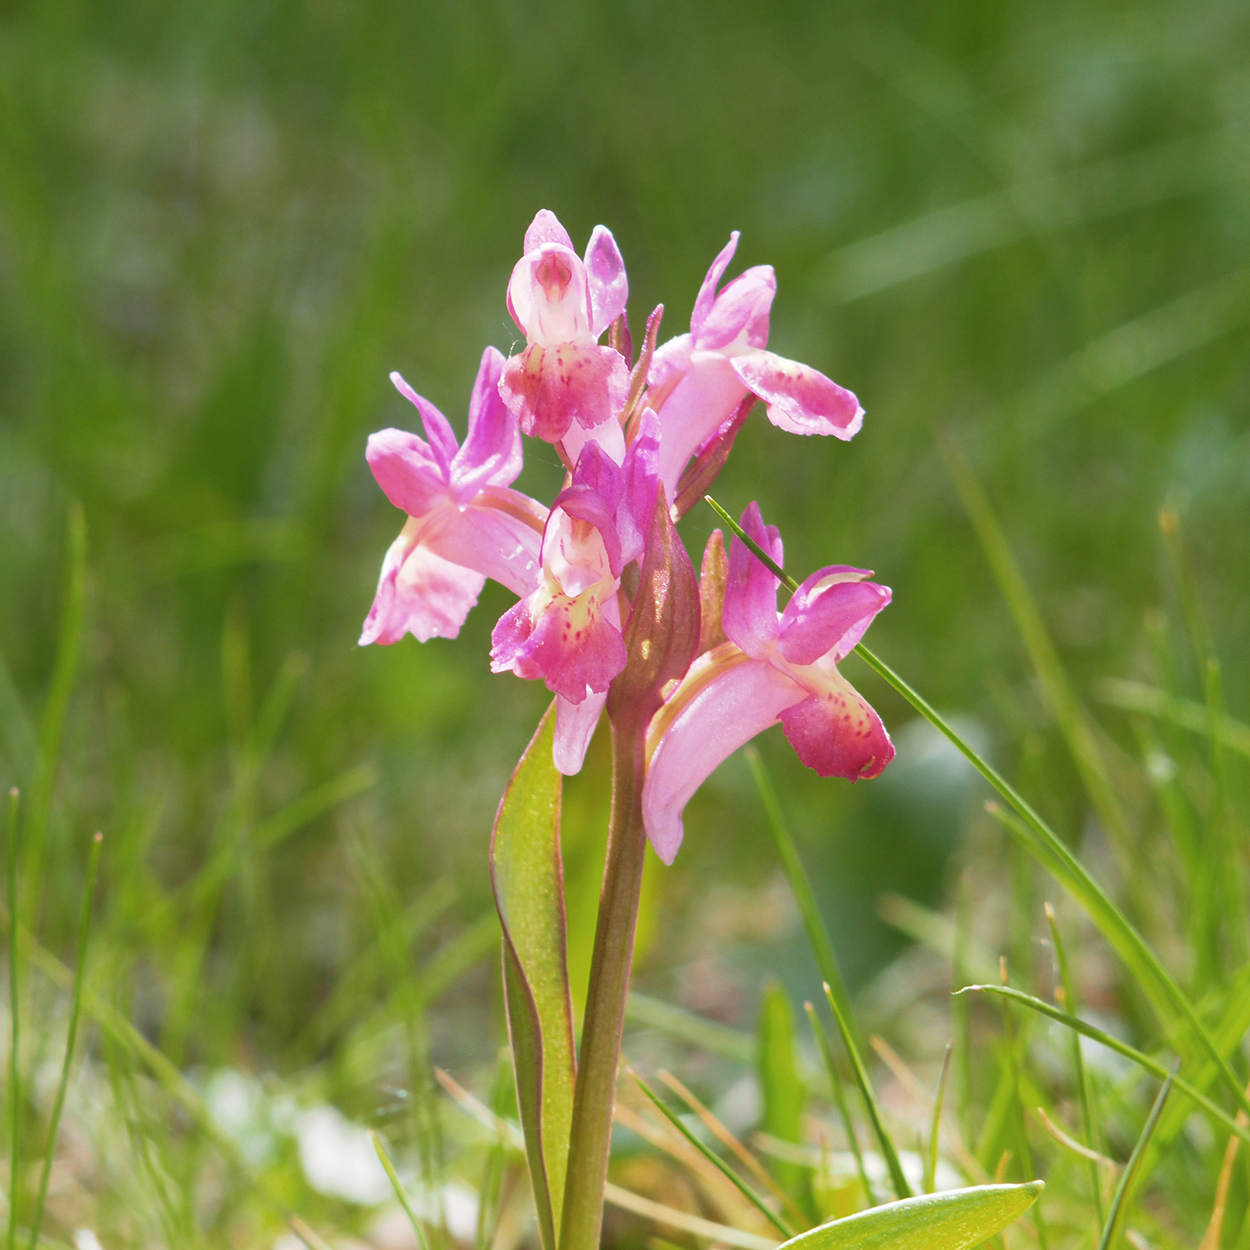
top-left (745, 747), bottom-right (854, 1032)
top-left (7, 787), bottom-right (20, 1250)
top-left (490, 703), bottom-right (575, 1250)
top-left (805, 1003), bottom-right (875, 1207)
top-left (1096, 1063), bottom-right (1177, 1250)
top-left (705, 492), bottom-right (1250, 1122)
top-left (631, 1069), bottom-right (797, 1238)
top-left (822, 983), bottom-right (911, 1200)
top-left (957, 985), bottom-right (1250, 1147)
top-left (775, 1182), bottom-right (1043, 1250)
top-left (27, 831), bottom-right (102, 1250)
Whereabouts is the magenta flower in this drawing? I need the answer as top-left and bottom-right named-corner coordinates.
top-left (360, 347), bottom-right (547, 645)
top-left (647, 233), bottom-right (865, 501)
top-left (498, 210), bottom-right (631, 461)
top-left (489, 421), bottom-right (660, 773)
top-left (641, 503), bottom-right (894, 864)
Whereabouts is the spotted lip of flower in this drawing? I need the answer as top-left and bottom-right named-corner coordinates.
top-left (646, 231), bottom-right (866, 502)
top-left (498, 209), bottom-right (631, 447)
top-left (360, 346), bottom-right (547, 646)
top-left (640, 502), bottom-right (894, 864)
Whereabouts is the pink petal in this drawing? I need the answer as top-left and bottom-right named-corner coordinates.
top-left (722, 502), bottom-right (782, 657)
top-left (651, 351), bottom-right (750, 503)
top-left (585, 225), bottom-right (629, 339)
top-left (617, 408), bottom-right (660, 566)
top-left (690, 232), bottom-right (739, 339)
top-left (559, 415), bottom-right (626, 468)
top-left (507, 245), bottom-right (592, 347)
top-left (550, 483), bottom-right (623, 580)
top-left (778, 569), bottom-right (891, 666)
top-left (360, 531), bottom-right (485, 645)
top-left (490, 583), bottom-right (627, 704)
top-left (554, 690), bottom-right (606, 775)
top-left (731, 352), bottom-right (864, 439)
top-left (365, 428), bottom-right (451, 519)
top-left (390, 372), bottom-right (459, 469)
top-left (642, 656), bottom-right (802, 864)
top-left (646, 333), bottom-right (693, 400)
top-left (424, 502), bottom-right (543, 599)
top-left (779, 674), bottom-right (894, 781)
top-left (453, 346), bottom-right (523, 496)
top-left (499, 343), bottom-right (629, 443)
top-left (695, 266), bottom-right (775, 353)
top-left (524, 209), bottom-right (574, 254)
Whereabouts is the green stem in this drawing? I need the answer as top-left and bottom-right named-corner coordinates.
top-left (559, 717), bottom-right (649, 1250)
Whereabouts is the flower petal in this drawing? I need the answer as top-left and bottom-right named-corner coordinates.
top-left (731, 352), bottom-right (864, 439)
top-left (490, 580), bottom-right (626, 703)
top-left (651, 351), bottom-right (750, 502)
top-left (390, 372), bottom-right (459, 469)
top-left (778, 672), bottom-right (894, 781)
top-left (524, 208), bottom-right (574, 254)
top-left (424, 501), bottom-right (543, 599)
top-left (642, 656), bottom-right (801, 864)
top-left (695, 265), bottom-right (774, 352)
top-left (499, 343), bottom-right (630, 443)
top-left (585, 225), bottom-right (629, 339)
top-left (554, 690), bottom-right (606, 775)
top-left (722, 502), bottom-right (782, 656)
top-left (778, 568), bottom-right (891, 666)
top-left (453, 346), bottom-right (523, 496)
top-left (360, 527), bottom-right (485, 645)
top-left (365, 427), bottom-right (450, 519)
top-left (690, 232), bottom-right (739, 340)
top-left (559, 414), bottom-right (626, 468)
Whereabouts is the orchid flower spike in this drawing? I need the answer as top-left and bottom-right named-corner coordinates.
top-left (641, 502), bottom-right (894, 864)
top-left (361, 347), bottom-right (547, 645)
top-left (647, 233), bottom-right (865, 504)
top-left (499, 209), bottom-right (631, 466)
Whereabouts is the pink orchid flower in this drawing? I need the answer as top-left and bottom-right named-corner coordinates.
top-left (498, 209), bottom-right (631, 461)
top-left (361, 347), bottom-right (547, 645)
top-left (647, 233), bottom-right (865, 502)
top-left (641, 502), bottom-right (894, 864)
top-left (490, 420), bottom-right (660, 774)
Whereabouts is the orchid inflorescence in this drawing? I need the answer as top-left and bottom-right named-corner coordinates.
top-left (361, 209), bottom-right (894, 863)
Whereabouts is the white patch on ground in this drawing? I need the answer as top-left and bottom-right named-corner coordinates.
top-left (295, 1104), bottom-right (391, 1205)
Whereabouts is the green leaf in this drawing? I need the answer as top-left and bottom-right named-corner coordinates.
top-left (758, 981), bottom-right (811, 1217)
top-left (490, 703), bottom-right (575, 1250)
top-left (776, 1182), bottom-right (1043, 1250)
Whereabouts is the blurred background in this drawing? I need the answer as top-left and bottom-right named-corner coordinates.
top-left (1, 0), bottom-right (1248, 1243)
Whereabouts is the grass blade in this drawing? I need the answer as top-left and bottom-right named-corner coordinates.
top-left (630, 1069), bottom-right (797, 1238)
top-left (955, 985), bottom-right (1250, 1147)
top-left (370, 1130), bottom-right (432, 1250)
top-left (1096, 1062), bottom-right (1178, 1250)
top-left (22, 504), bottom-right (86, 924)
top-left (745, 747), bottom-right (855, 1038)
top-left (996, 960), bottom-right (1047, 1249)
top-left (821, 982), bottom-right (911, 1200)
top-left (938, 434), bottom-right (1135, 865)
top-left (925, 1043), bottom-right (952, 1194)
top-left (6, 787), bottom-right (20, 1250)
top-left (27, 831), bottom-right (101, 1250)
top-left (1045, 902), bottom-right (1104, 1230)
top-left (804, 1003), bottom-right (875, 1207)
top-left (657, 1069), bottom-right (806, 1226)
top-left (1096, 678), bottom-right (1250, 760)
top-left (706, 491), bottom-right (1250, 1123)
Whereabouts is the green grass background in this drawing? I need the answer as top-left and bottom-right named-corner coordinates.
top-left (1, 0), bottom-right (1248, 1244)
